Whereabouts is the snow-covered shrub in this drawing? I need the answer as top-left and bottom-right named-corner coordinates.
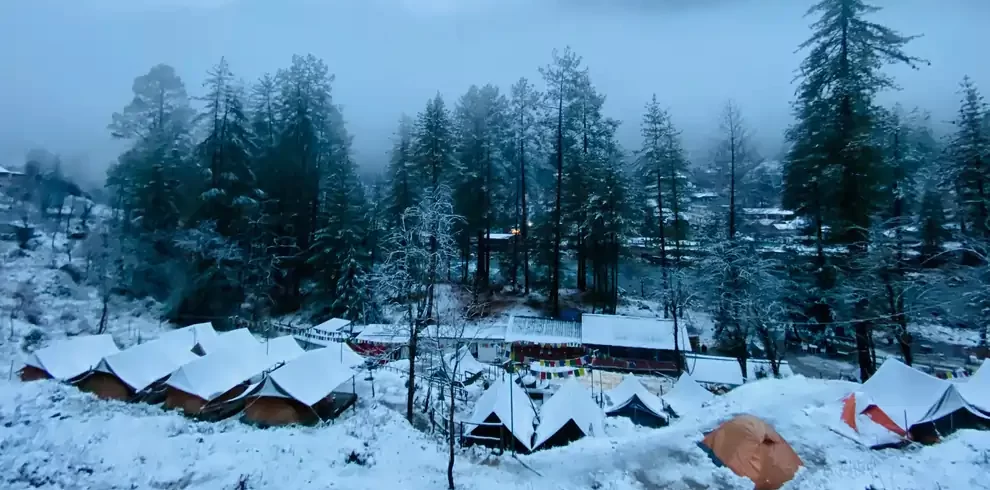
top-left (21, 328), bottom-right (47, 352)
top-left (13, 281), bottom-right (43, 325)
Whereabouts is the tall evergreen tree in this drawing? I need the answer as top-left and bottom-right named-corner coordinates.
top-left (507, 78), bottom-right (541, 293)
top-left (413, 93), bottom-right (456, 193)
top-left (950, 77), bottom-right (990, 241)
top-left (539, 47), bottom-right (585, 316)
top-left (386, 114), bottom-right (419, 228)
top-left (786, 0), bottom-right (925, 381)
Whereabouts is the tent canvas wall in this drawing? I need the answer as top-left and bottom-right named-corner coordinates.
top-left (239, 345), bottom-right (360, 426)
top-left (77, 323), bottom-right (215, 401)
top-left (21, 334), bottom-right (120, 382)
top-left (464, 375), bottom-right (537, 453)
top-left (604, 375), bottom-right (668, 428)
top-left (534, 378), bottom-right (605, 450)
top-left (701, 415), bottom-right (802, 490)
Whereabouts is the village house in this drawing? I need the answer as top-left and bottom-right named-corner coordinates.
top-left (504, 315), bottom-right (584, 362)
top-left (581, 314), bottom-right (692, 375)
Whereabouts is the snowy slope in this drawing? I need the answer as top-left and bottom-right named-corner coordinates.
top-left (3, 375), bottom-right (989, 490)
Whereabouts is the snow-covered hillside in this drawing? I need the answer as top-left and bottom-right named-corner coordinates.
top-left (2, 375), bottom-right (988, 490)
top-left (2, 219), bottom-right (989, 490)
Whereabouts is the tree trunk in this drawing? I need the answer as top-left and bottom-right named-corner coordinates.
top-left (520, 138), bottom-right (529, 294)
top-left (550, 85), bottom-right (564, 316)
top-left (406, 315), bottom-right (418, 424)
top-left (447, 376), bottom-right (456, 490)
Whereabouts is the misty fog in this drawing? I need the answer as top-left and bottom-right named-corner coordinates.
top-left (1, 0), bottom-right (987, 188)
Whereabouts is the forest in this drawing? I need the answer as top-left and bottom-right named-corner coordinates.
top-left (12, 0), bottom-right (990, 383)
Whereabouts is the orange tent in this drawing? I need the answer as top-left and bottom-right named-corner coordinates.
top-left (701, 415), bottom-right (802, 490)
top-left (840, 393), bottom-right (907, 439)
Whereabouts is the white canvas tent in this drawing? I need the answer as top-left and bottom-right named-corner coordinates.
top-left (165, 331), bottom-right (303, 404)
top-left (957, 359), bottom-right (990, 414)
top-left (662, 372), bottom-right (715, 418)
top-left (91, 322), bottom-right (218, 394)
top-left (440, 346), bottom-right (491, 383)
top-left (603, 375), bottom-right (668, 426)
top-left (465, 375), bottom-right (537, 452)
top-left (860, 358), bottom-right (989, 432)
top-left (244, 346), bottom-right (358, 407)
top-left (534, 378), bottom-right (605, 450)
top-left (22, 335), bottom-right (120, 381)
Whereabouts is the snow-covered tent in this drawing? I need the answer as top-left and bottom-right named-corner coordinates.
top-left (438, 346), bottom-right (491, 384)
top-left (859, 358), bottom-right (990, 441)
top-left (603, 375), bottom-right (669, 427)
top-left (957, 359), bottom-right (990, 414)
top-left (239, 346), bottom-right (360, 426)
top-left (464, 375), bottom-right (537, 453)
top-left (77, 323), bottom-right (218, 402)
top-left (534, 378), bottom-right (605, 450)
top-left (832, 391), bottom-right (908, 449)
top-left (163, 331), bottom-right (305, 416)
top-left (662, 372), bottom-right (715, 418)
top-left (20, 335), bottom-right (120, 382)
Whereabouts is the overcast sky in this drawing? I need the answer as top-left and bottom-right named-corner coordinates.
top-left (1, 0), bottom-right (987, 186)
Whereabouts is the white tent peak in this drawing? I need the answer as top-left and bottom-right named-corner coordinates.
top-left (860, 358), bottom-right (989, 431)
top-left (604, 375), bottom-right (668, 420)
top-left (25, 335), bottom-right (120, 381)
top-left (663, 372), bottom-right (715, 417)
top-left (468, 375), bottom-right (536, 450)
top-left (534, 378), bottom-right (604, 449)
top-left (96, 323), bottom-right (218, 392)
top-left (257, 347), bottom-right (358, 406)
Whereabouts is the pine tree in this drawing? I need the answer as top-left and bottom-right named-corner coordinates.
top-left (193, 57), bottom-right (260, 237)
top-left (788, 0), bottom-right (926, 381)
top-left (413, 93), bottom-right (456, 193)
top-left (918, 183), bottom-right (948, 264)
top-left (452, 84), bottom-right (508, 291)
top-left (539, 47), bottom-right (585, 316)
top-left (508, 78), bottom-right (541, 294)
top-left (332, 248), bottom-right (371, 322)
top-left (950, 77), bottom-right (990, 240)
top-left (386, 114), bottom-right (419, 228)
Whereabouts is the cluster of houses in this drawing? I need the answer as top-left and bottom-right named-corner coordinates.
top-left (282, 313), bottom-right (793, 388)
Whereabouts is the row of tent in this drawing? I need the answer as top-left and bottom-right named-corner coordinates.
top-left (19, 323), bottom-right (366, 426)
top-left (832, 357), bottom-right (990, 448)
top-left (463, 372), bottom-right (716, 453)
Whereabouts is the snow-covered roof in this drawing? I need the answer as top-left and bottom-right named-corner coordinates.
top-left (742, 207), bottom-right (794, 216)
top-left (662, 372), bottom-right (714, 416)
top-left (258, 336), bottom-right (305, 366)
top-left (505, 316), bottom-right (582, 345)
top-left (258, 347), bottom-right (359, 406)
top-left (581, 314), bottom-right (691, 351)
top-left (313, 318), bottom-right (352, 334)
top-left (534, 378), bottom-right (605, 449)
top-left (24, 334), bottom-right (120, 381)
top-left (425, 323), bottom-right (506, 341)
top-left (167, 338), bottom-right (274, 401)
top-left (174, 322), bottom-right (222, 354)
top-left (684, 354), bottom-right (793, 387)
top-left (467, 375), bottom-right (536, 450)
top-left (861, 358), bottom-right (989, 430)
top-left (195, 327), bottom-right (257, 356)
top-left (97, 323), bottom-right (218, 392)
top-left (355, 324), bottom-right (408, 344)
top-left (604, 375), bottom-right (667, 419)
top-left (0, 165), bottom-right (25, 175)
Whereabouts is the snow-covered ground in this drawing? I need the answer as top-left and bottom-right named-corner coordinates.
top-left (913, 323), bottom-right (984, 348)
top-left (4, 374), bottom-right (989, 489)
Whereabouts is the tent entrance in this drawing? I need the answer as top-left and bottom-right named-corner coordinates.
top-left (608, 396), bottom-right (668, 428)
top-left (463, 413), bottom-right (531, 454)
top-left (535, 419), bottom-right (586, 451)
